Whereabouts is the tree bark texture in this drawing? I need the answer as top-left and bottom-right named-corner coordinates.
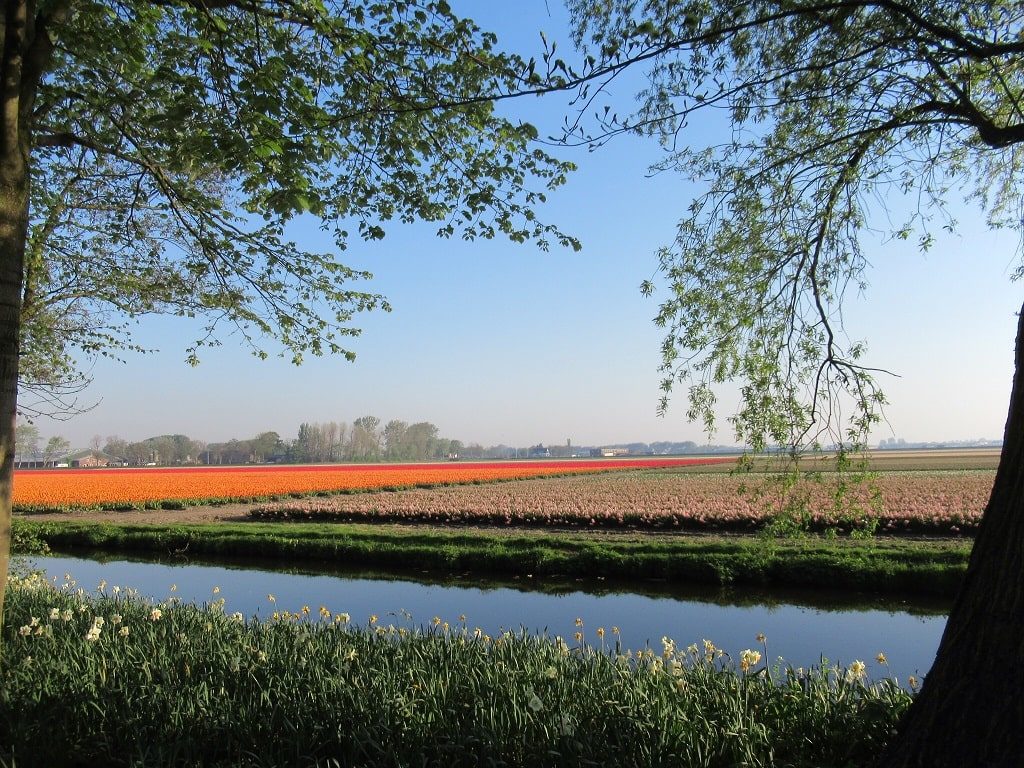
top-left (0, 0), bottom-right (32, 656)
top-left (879, 300), bottom-right (1024, 767)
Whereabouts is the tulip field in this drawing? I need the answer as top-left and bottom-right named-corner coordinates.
top-left (250, 468), bottom-right (994, 535)
top-left (12, 455), bottom-right (995, 536)
top-left (11, 457), bottom-right (731, 511)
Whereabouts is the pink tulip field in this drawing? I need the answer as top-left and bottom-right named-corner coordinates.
top-left (250, 468), bottom-right (993, 535)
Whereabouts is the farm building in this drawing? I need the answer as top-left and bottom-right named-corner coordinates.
top-left (65, 450), bottom-right (120, 468)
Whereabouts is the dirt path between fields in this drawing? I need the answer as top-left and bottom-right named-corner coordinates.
top-left (18, 503), bottom-right (259, 526)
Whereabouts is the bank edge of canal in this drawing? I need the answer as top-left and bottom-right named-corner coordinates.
top-left (14, 518), bottom-right (971, 598)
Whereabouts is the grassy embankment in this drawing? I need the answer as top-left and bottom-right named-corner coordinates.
top-left (1, 570), bottom-right (910, 768)
top-left (15, 517), bottom-right (970, 597)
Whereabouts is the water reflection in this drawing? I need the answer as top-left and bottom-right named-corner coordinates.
top-left (21, 553), bottom-right (947, 684)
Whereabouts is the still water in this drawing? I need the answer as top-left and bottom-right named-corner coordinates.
top-left (22, 553), bottom-right (947, 683)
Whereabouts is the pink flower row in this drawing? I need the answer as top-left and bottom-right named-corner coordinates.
top-left (250, 470), bottom-right (993, 535)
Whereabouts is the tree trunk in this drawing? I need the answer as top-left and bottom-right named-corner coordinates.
top-left (879, 301), bottom-right (1024, 767)
top-left (0, 175), bottom-right (23, 653)
top-left (0, 0), bottom-right (33, 661)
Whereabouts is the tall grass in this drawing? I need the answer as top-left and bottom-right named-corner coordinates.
top-left (1, 572), bottom-right (911, 767)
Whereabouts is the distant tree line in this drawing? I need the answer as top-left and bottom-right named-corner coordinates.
top-left (101, 434), bottom-right (205, 466)
top-left (14, 417), bottom-right (731, 468)
top-left (288, 418), bottom-right (457, 464)
top-left (13, 422), bottom-right (70, 467)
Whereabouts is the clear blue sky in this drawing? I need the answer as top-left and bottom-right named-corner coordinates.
top-left (36, 1), bottom-right (1022, 450)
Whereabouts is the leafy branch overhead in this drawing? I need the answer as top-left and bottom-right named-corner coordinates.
top-left (565, 0), bottom-right (1024, 450)
top-left (25, 0), bottom-right (580, 388)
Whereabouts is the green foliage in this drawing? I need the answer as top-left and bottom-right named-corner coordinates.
top-left (9, 525), bottom-right (49, 557)
top-left (1, 572), bottom-right (911, 767)
top-left (24, 0), bottom-right (580, 393)
top-left (566, 1), bottom-right (1024, 454)
top-left (17, 520), bottom-right (971, 596)
top-left (13, 422), bottom-right (40, 460)
top-left (741, 450), bottom-right (882, 539)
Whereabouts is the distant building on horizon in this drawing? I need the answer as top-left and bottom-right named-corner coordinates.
top-left (876, 437), bottom-right (1001, 450)
top-left (65, 450), bottom-right (120, 468)
top-left (593, 447), bottom-right (630, 457)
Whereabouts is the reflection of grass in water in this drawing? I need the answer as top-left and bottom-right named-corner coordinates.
top-left (16, 518), bottom-right (971, 599)
top-left (25, 545), bottom-right (952, 618)
top-left (3, 571), bottom-right (912, 768)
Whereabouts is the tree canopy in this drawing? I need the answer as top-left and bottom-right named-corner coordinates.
top-left (20, 0), bottom-right (579, 392)
top-left (567, 0), bottom-right (1024, 453)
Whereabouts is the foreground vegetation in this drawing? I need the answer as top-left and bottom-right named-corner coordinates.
top-left (1, 571), bottom-right (911, 768)
top-left (14, 518), bottom-right (970, 597)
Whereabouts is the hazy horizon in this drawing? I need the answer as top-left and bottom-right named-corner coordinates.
top-left (17, 416), bottom-right (1006, 457)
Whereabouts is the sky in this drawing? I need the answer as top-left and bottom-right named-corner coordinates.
top-left (31, 1), bottom-right (1023, 450)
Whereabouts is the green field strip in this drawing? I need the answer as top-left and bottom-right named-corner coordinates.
top-left (15, 519), bottom-right (971, 597)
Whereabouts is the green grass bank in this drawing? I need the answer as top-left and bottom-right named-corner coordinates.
top-left (15, 519), bottom-right (971, 597)
top-left (2, 571), bottom-right (911, 768)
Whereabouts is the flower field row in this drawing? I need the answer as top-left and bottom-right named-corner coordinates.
top-left (250, 469), bottom-right (994, 535)
top-left (12, 458), bottom-right (731, 510)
